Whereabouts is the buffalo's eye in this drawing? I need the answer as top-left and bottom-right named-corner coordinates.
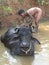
top-left (12, 37), bottom-right (19, 40)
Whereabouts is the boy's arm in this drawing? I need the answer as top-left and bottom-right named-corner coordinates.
top-left (18, 16), bottom-right (24, 24)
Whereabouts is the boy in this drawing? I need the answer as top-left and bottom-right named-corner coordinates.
top-left (18, 7), bottom-right (42, 32)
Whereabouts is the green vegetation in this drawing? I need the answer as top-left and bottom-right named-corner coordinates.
top-left (3, 6), bottom-right (13, 12)
top-left (0, 0), bottom-right (3, 2)
top-left (35, 0), bottom-right (49, 5)
top-left (0, 0), bottom-right (12, 12)
top-left (18, 0), bottom-right (23, 3)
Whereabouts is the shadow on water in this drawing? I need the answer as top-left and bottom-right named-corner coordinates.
top-left (0, 21), bottom-right (49, 65)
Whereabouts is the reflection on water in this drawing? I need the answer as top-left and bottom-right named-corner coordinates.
top-left (0, 22), bottom-right (49, 65)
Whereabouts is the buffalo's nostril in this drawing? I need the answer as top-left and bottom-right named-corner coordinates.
top-left (22, 42), bottom-right (27, 46)
top-left (20, 42), bottom-right (27, 47)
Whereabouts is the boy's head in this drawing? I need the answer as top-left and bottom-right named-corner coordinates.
top-left (18, 9), bottom-right (26, 18)
top-left (18, 9), bottom-right (25, 15)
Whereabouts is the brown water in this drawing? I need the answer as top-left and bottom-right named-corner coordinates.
top-left (0, 21), bottom-right (49, 65)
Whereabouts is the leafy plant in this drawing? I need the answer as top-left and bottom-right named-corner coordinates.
top-left (3, 6), bottom-right (13, 12)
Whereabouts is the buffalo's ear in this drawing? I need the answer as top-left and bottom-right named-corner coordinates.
top-left (1, 34), bottom-right (5, 43)
top-left (31, 37), bottom-right (41, 44)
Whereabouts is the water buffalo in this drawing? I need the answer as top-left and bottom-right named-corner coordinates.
top-left (1, 26), bottom-right (40, 56)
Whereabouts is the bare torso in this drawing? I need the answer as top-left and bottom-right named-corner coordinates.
top-left (26, 7), bottom-right (42, 17)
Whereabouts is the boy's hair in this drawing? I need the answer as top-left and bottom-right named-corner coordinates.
top-left (18, 9), bottom-right (25, 15)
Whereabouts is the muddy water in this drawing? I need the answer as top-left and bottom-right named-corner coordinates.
top-left (0, 21), bottom-right (49, 65)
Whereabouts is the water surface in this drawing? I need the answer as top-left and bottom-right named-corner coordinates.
top-left (0, 21), bottom-right (49, 65)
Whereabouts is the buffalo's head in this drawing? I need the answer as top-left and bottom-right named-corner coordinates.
top-left (1, 26), bottom-right (40, 56)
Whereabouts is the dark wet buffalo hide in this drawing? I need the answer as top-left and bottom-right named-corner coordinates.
top-left (1, 26), bottom-right (40, 56)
